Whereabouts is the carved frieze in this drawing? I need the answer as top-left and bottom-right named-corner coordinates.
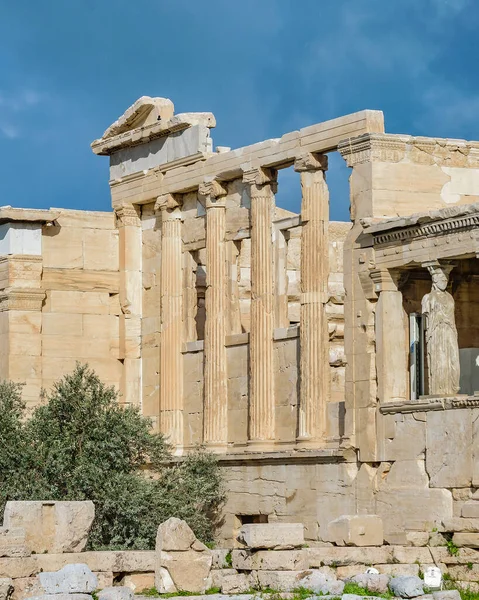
top-left (338, 133), bottom-right (479, 168)
top-left (0, 288), bottom-right (46, 312)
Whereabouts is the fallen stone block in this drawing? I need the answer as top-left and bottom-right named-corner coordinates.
top-left (254, 570), bottom-right (306, 592)
top-left (38, 564), bottom-right (98, 594)
top-left (348, 573), bottom-right (390, 594)
top-left (254, 569), bottom-right (343, 595)
top-left (389, 575), bottom-right (424, 598)
top-left (307, 546), bottom-right (393, 567)
top-left (94, 573), bottom-right (113, 590)
top-left (392, 547), bottom-right (434, 564)
top-left (376, 564), bottom-right (420, 577)
top-left (343, 595), bottom-right (388, 600)
top-left (118, 573), bottom-right (155, 593)
top-left (208, 569), bottom-right (237, 590)
top-left (26, 595), bottom-right (92, 600)
top-left (11, 577), bottom-right (42, 600)
top-left (154, 517), bottom-right (213, 593)
top-left (155, 568), bottom-right (176, 594)
top-left (429, 546), bottom-right (479, 565)
top-left (97, 587), bottom-right (133, 600)
top-left (238, 523), bottom-right (304, 550)
top-left (4, 502), bottom-right (94, 554)
top-left (452, 533), bottom-right (479, 548)
top-left (327, 515), bottom-right (383, 547)
top-left (211, 549), bottom-right (231, 569)
top-left (0, 578), bottom-right (12, 600)
top-left (232, 549), bottom-right (308, 571)
top-left (0, 528), bottom-right (30, 558)
top-left (443, 518), bottom-right (479, 533)
top-left (156, 517), bottom-right (196, 552)
top-left (432, 591), bottom-right (461, 600)
top-left (0, 558), bottom-right (37, 579)
top-left (461, 502), bottom-right (479, 519)
top-left (448, 563), bottom-right (479, 582)
top-left (157, 550), bottom-right (212, 593)
top-left (300, 570), bottom-right (344, 596)
top-left (220, 572), bottom-right (252, 594)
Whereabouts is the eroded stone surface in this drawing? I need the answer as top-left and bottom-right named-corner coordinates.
top-left (4, 502), bottom-right (94, 555)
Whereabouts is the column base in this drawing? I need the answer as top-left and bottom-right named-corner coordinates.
top-left (296, 435), bottom-right (323, 449)
top-left (204, 441), bottom-right (228, 454)
top-left (246, 439), bottom-right (276, 452)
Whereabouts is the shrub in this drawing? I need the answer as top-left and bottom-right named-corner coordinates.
top-left (0, 364), bottom-right (225, 550)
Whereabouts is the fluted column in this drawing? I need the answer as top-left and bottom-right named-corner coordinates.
top-left (115, 203), bottom-right (142, 409)
top-left (155, 193), bottom-right (184, 453)
top-left (294, 152), bottom-right (329, 445)
top-left (242, 166), bottom-right (277, 448)
top-left (200, 177), bottom-right (229, 451)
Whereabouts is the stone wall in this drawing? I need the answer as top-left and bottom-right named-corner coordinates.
top-left (0, 207), bottom-right (121, 409)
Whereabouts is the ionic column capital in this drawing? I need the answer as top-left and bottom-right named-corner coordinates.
top-left (242, 165), bottom-right (278, 194)
top-left (155, 193), bottom-right (182, 221)
top-left (294, 152), bottom-right (328, 173)
top-left (370, 268), bottom-right (404, 293)
top-left (114, 203), bottom-right (140, 227)
top-left (155, 193), bottom-right (182, 212)
top-left (199, 177), bottom-right (228, 209)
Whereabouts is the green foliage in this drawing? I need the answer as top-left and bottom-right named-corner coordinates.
top-left (342, 582), bottom-right (393, 599)
top-left (446, 539), bottom-right (460, 556)
top-left (0, 364), bottom-right (225, 550)
top-left (224, 550), bottom-right (233, 567)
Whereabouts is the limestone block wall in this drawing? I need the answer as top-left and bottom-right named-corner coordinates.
top-left (0, 208), bottom-right (121, 409)
top-left (41, 210), bottom-right (121, 394)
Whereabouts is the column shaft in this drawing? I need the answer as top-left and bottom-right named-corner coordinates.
top-left (243, 167), bottom-right (277, 446)
top-left (295, 154), bottom-right (329, 443)
top-left (156, 195), bottom-right (184, 451)
top-left (200, 179), bottom-right (228, 450)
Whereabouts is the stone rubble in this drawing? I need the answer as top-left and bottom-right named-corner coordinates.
top-left (155, 518), bottom-right (213, 594)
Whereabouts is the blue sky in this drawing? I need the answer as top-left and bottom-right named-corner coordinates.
top-left (0, 0), bottom-right (477, 221)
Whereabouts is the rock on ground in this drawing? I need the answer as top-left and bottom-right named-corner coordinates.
top-left (97, 587), bottom-right (133, 600)
top-left (389, 575), bottom-right (425, 598)
top-left (38, 564), bottom-right (97, 595)
top-left (0, 578), bottom-right (12, 600)
top-left (349, 573), bottom-right (390, 594)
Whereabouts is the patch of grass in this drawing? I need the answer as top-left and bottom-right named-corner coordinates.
top-left (291, 587), bottom-right (315, 600)
top-left (205, 541), bottom-right (216, 550)
top-left (138, 589), bottom-right (160, 598)
top-left (458, 588), bottom-right (479, 600)
top-left (205, 588), bottom-right (221, 595)
top-left (447, 539), bottom-right (460, 556)
top-left (224, 550), bottom-right (233, 568)
top-left (343, 582), bottom-right (393, 599)
top-left (468, 562), bottom-right (474, 570)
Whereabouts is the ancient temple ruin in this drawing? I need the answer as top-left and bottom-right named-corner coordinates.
top-left (2, 96), bottom-right (479, 546)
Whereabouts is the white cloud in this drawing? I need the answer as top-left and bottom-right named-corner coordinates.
top-left (0, 88), bottom-right (45, 140)
top-left (0, 123), bottom-right (20, 139)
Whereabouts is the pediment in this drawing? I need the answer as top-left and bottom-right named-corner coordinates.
top-left (102, 96), bottom-right (175, 140)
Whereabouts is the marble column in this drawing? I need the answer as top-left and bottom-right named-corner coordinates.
top-left (371, 269), bottom-right (408, 403)
top-left (294, 153), bottom-right (329, 444)
top-left (155, 193), bottom-right (184, 452)
top-left (242, 166), bottom-right (277, 448)
top-left (115, 203), bottom-right (142, 409)
top-left (200, 178), bottom-right (229, 451)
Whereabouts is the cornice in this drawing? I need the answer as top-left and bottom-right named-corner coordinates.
top-left (380, 395), bottom-right (479, 414)
top-left (371, 213), bottom-right (479, 246)
top-left (338, 133), bottom-right (479, 168)
top-left (0, 288), bottom-right (45, 312)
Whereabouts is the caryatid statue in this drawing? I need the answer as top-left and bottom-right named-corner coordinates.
top-left (421, 262), bottom-right (460, 396)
